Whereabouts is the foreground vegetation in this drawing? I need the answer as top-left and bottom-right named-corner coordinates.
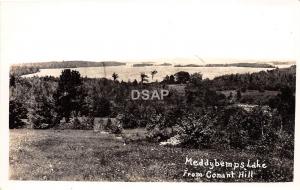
top-left (9, 129), bottom-right (293, 182)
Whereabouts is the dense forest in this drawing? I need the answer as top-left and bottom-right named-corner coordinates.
top-left (10, 66), bottom-right (40, 76)
top-left (207, 66), bottom-right (296, 91)
top-left (10, 61), bottom-right (126, 76)
top-left (9, 65), bottom-right (296, 159)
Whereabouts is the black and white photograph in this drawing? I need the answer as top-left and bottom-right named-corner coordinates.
top-left (0, 0), bottom-right (299, 187)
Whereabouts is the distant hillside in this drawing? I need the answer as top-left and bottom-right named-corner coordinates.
top-left (278, 64), bottom-right (296, 73)
top-left (271, 61), bottom-right (296, 65)
top-left (13, 61), bottom-right (126, 69)
top-left (132, 63), bottom-right (154, 67)
top-left (10, 61), bottom-right (127, 76)
top-left (158, 63), bottom-right (172, 66)
top-left (208, 65), bottom-right (296, 91)
top-left (205, 63), bottom-right (275, 68)
top-left (174, 64), bottom-right (203, 67)
top-left (174, 62), bottom-right (275, 68)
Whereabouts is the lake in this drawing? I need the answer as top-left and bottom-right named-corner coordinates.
top-left (22, 65), bottom-right (286, 82)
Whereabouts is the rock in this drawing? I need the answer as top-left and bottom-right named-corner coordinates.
top-left (100, 131), bottom-right (109, 134)
top-left (94, 117), bottom-right (123, 133)
top-left (159, 135), bottom-right (181, 146)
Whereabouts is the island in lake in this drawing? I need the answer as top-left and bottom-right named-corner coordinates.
top-left (205, 63), bottom-right (275, 68)
top-left (175, 62), bottom-right (275, 68)
top-left (158, 63), bottom-right (172, 66)
top-left (132, 63), bottom-right (154, 67)
top-left (174, 64), bottom-right (203, 67)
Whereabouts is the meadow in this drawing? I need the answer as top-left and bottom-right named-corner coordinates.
top-left (9, 129), bottom-right (293, 182)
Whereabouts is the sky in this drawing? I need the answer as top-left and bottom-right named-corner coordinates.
top-left (0, 0), bottom-right (299, 65)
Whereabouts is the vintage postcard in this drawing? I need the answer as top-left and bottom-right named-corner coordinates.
top-left (0, 0), bottom-right (299, 189)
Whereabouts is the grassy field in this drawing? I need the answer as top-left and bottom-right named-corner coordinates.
top-left (9, 129), bottom-right (293, 182)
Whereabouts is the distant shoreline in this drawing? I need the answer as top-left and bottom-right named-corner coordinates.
top-left (175, 63), bottom-right (276, 68)
top-left (11, 61), bottom-right (294, 77)
top-left (11, 61), bottom-right (127, 69)
top-left (11, 60), bottom-right (295, 70)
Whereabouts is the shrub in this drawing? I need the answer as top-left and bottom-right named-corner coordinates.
top-left (174, 71), bottom-right (190, 84)
top-left (174, 113), bottom-right (216, 148)
top-left (146, 108), bottom-right (184, 142)
top-left (28, 96), bottom-right (57, 129)
top-left (274, 131), bottom-right (294, 159)
top-left (94, 97), bottom-right (111, 117)
top-left (58, 116), bottom-right (94, 130)
top-left (105, 117), bottom-right (123, 134)
top-left (120, 112), bottom-right (139, 129)
top-left (146, 114), bottom-right (175, 142)
top-left (9, 100), bottom-right (27, 129)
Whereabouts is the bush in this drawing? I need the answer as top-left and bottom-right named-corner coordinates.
top-left (174, 112), bottom-right (216, 148)
top-left (146, 114), bottom-right (175, 142)
top-left (120, 112), bottom-right (139, 129)
top-left (146, 108), bottom-right (185, 142)
top-left (175, 71), bottom-right (190, 84)
top-left (9, 100), bottom-right (27, 129)
top-left (28, 95), bottom-right (57, 129)
top-left (94, 97), bottom-right (111, 117)
top-left (58, 116), bottom-right (94, 130)
top-left (105, 117), bottom-right (123, 134)
top-left (274, 131), bottom-right (294, 159)
top-left (144, 105), bottom-right (294, 159)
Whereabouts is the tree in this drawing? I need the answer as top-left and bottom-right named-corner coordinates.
top-left (162, 75), bottom-right (175, 84)
top-left (140, 72), bottom-right (149, 84)
top-left (112, 72), bottom-right (119, 81)
top-left (9, 100), bottom-right (27, 129)
top-left (28, 95), bottom-right (57, 129)
top-left (228, 92), bottom-right (233, 100)
top-left (236, 90), bottom-right (242, 101)
top-left (94, 97), bottom-right (111, 117)
top-left (10, 75), bottom-right (16, 87)
top-left (169, 75), bottom-right (175, 84)
top-left (54, 69), bottom-right (84, 122)
top-left (150, 70), bottom-right (158, 80)
top-left (175, 71), bottom-right (190, 84)
top-left (163, 75), bottom-right (170, 83)
top-left (190, 72), bottom-right (203, 85)
top-left (132, 79), bottom-right (138, 86)
top-left (185, 79), bottom-right (227, 107)
top-left (268, 86), bottom-right (295, 133)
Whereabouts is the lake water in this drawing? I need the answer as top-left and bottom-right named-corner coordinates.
top-left (23, 65), bottom-right (286, 82)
